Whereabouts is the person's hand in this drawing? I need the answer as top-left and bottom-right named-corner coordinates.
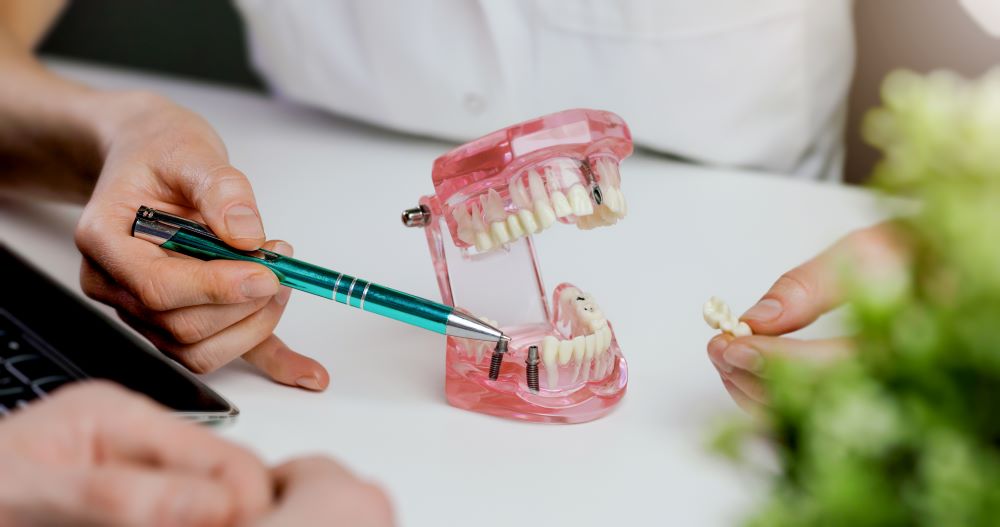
top-left (74, 91), bottom-right (328, 391)
top-left (706, 222), bottom-right (910, 413)
top-left (0, 382), bottom-right (273, 526)
top-left (246, 457), bottom-right (395, 527)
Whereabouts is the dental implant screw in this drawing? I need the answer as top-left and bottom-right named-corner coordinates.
top-left (525, 345), bottom-right (540, 393)
top-left (488, 338), bottom-right (509, 381)
top-left (401, 205), bottom-right (432, 227)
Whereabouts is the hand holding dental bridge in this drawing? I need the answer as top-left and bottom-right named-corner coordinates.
top-left (705, 222), bottom-right (910, 413)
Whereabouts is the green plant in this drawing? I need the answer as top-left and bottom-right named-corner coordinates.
top-left (718, 68), bottom-right (1000, 526)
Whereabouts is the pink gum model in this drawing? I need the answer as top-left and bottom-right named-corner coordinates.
top-left (402, 108), bottom-right (630, 424)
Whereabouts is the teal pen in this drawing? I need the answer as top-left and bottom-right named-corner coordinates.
top-left (131, 206), bottom-right (506, 343)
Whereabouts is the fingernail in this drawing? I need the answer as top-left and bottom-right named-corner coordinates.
top-left (272, 241), bottom-right (294, 257)
top-left (296, 376), bottom-right (322, 391)
top-left (724, 343), bottom-right (764, 373)
top-left (242, 273), bottom-right (277, 298)
top-left (225, 205), bottom-right (265, 240)
top-left (741, 298), bottom-right (783, 322)
top-left (708, 336), bottom-right (732, 373)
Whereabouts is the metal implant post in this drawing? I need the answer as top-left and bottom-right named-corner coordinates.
top-left (488, 337), bottom-right (509, 381)
top-left (525, 345), bottom-right (540, 393)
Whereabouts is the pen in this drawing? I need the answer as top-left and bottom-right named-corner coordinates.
top-left (131, 206), bottom-right (506, 343)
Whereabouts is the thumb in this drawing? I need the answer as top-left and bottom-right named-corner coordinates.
top-left (178, 158), bottom-right (266, 251)
top-left (741, 223), bottom-right (907, 336)
top-left (65, 465), bottom-right (236, 527)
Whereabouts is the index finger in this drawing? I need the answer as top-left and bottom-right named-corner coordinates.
top-left (741, 222), bottom-right (908, 336)
top-left (77, 205), bottom-right (280, 310)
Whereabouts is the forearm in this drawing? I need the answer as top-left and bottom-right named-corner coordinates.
top-left (0, 11), bottom-right (108, 203)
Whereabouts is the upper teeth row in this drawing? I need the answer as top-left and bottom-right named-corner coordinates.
top-left (451, 159), bottom-right (627, 252)
top-left (703, 297), bottom-right (752, 337)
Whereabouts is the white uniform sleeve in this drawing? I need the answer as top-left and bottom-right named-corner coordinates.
top-left (960, 0), bottom-right (1000, 37)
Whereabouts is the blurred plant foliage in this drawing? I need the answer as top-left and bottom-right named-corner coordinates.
top-left (716, 68), bottom-right (1000, 526)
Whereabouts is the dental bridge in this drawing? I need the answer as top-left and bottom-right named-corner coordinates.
top-left (402, 109), bottom-right (629, 424)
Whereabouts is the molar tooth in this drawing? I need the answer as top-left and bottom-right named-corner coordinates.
top-left (566, 185), bottom-right (594, 216)
top-left (541, 336), bottom-right (560, 388)
top-left (557, 339), bottom-right (574, 366)
top-left (517, 209), bottom-right (539, 234)
top-left (505, 215), bottom-right (524, 239)
top-left (733, 321), bottom-right (753, 338)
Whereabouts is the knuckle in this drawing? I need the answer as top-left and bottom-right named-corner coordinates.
top-left (176, 347), bottom-right (220, 375)
top-left (136, 275), bottom-right (172, 311)
top-left (159, 310), bottom-right (209, 345)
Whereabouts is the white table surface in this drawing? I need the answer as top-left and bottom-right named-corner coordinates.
top-left (0, 60), bottom-right (887, 526)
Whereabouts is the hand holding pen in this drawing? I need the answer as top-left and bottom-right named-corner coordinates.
top-left (72, 93), bottom-right (329, 390)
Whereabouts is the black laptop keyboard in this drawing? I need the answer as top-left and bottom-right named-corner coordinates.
top-left (0, 309), bottom-right (82, 416)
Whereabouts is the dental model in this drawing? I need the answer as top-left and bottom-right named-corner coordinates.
top-left (703, 297), bottom-right (753, 337)
top-left (402, 109), bottom-right (630, 423)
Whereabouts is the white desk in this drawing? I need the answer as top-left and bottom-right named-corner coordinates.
top-left (1, 60), bottom-right (886, 526)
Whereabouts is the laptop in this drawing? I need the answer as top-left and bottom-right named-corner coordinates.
top-left (0, 244), bottom-right (238, 421)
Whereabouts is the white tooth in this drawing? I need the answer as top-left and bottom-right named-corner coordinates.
top-left (719, 317), bottom-right (735, 334)
top-left (528, 171), bottom-right (557, 229)
top-left (550, 191), bottom-right (573, 218)
top-left (469, 202), bottom-right (493, 251)
top-left (474, 232), bottom-right (493, 252)
top-left (506, 215), bottom-right (524, 239)
top-left (484, 189), bottom-right (508, 231)
top-left (588, 318), bottom-right (607, 332)
top-left (509, 178), bottom-right (531, 209)
top-left (613, 187), bottom-right (627, 218)
top-left (490, 221), bottom-right (511, 244)
top-left (596, 328), bottom-right (611, 352)
top-left (452, 206), bottom-right (476, 245)
top-left (582, 334), bottom-right (597, 382)
top-left (534, 201), bottom-right (557, 229)
top-left (602, 188), bottom-right (621, 213)
top-left (558, 286), bottom-right (581, 306)
top-left (517, 209), bottom-right (539, 234)
top-left (572, 335), bottom-right (586, 362)
top-left (528, 170), bottom-right (549, 203)
top-left (566, 185), bottom-right (594, 216)
top-left (542, 336), bottom-right (560, 388)
top-left (557, 339), bottom-right (574, 366)
top-left (733, 321), bottom-right (753, 337)
top-left (569, 336), bottom-right (586, 382)
top-left (703, 297), bottom-right (724, 329)
top-left (597, 159), bottom-right (622, 187)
